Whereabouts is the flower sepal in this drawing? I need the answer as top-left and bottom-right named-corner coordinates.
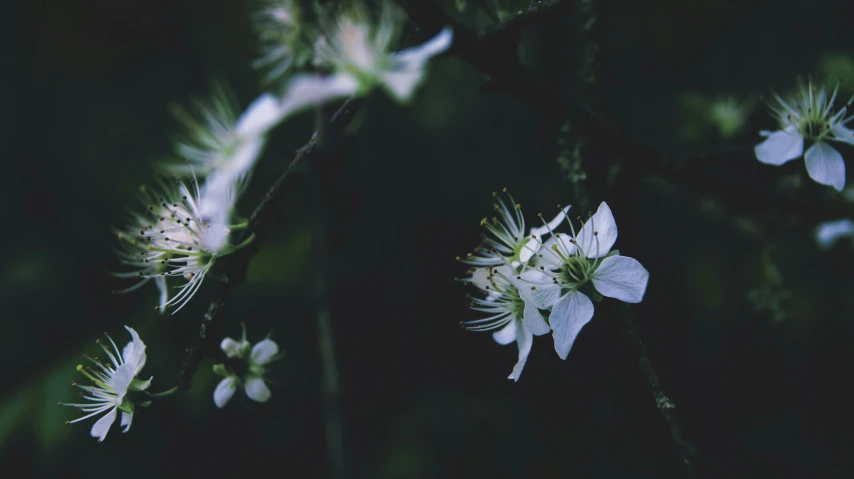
top-left (129, 377), bottom-right (152, 392)
top-left (213, 363), bottom-right (230, 377)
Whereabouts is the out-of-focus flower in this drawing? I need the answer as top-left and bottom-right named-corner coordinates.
top-left (815, 219), bottom-right (854, 249)
top-left (164, 88), bottom-right (283, 183)
top-left (115, 181), bottom-right (237, 313)
top-left (252, 0), bottom-right (315, 83)
top-left (61, 327), bottom-right (151, 442)
top-left (523, 202), bottom-right (649, 359)
top-left (270, 2), bottom-right (452, 113)
top-left (709, 96), bottom-right (751, 139)
top-left (213, 325), bottom-right (282, 408)
top-left (755, 80), bottom-right (854, 191)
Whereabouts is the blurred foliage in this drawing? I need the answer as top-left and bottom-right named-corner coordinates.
top-left (3, 0), bottom-right (854, 478)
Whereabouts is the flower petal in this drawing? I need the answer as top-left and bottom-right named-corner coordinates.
top-left (549, 290), bottom-right (594, 360)
top-left (279, 72), bottom-right (359, 115)
top-left (805, 142), bottom-right (846, 191)
top-left (832, 124), bottom-right (854, 146)
top-left (492, 320), bottom-right (517, 345)
top-left (382, 28), bottom-right (453, 102)
top-left (213, 377), bottom-right (237, 409)
top-left (235, 93), bottom-right (285, 139)
top-left (815, 219), bottom-right (854, 249)
top-left (120, 411), bottom-right (133, 433)
top-left (592, 255), bottom-right (650, 303)
top-left (220, 338), bottom-right (242, 358)
top-left (90, 407), bottom-right (117, 442)
top-left (244, 376), bottom-right (272, 403)
top-left (122, 326), bottom-right (146, 374)
top-left (250, 339), bottom-right (280, 366)
top-left (754, 128), bottom-right (804, 165)
top-left (508, 321), bottom-right (533, 382)
top-left (576, 202), bottom-right (618, 259)
top-left (530, 204), bottom-right (572, 238)
top-left (109, 363), bottom-right (135, 400)
top-left (519, 270), bottom-right (562, 309)
top-left (517, 284), bottom-right (551, 336)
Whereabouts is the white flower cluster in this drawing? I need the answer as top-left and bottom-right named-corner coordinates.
top-left (114, 1), bottom-right (452, 313)
top-left (460, 191), bottom-right (649, 380)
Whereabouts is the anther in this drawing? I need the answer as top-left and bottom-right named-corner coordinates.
top-left (531, 286), bottom-right (536, 290)
top-left (515, 204), bottom-right (521, 209)
top-left (593, 231), bottom-right (598, 236)
top-left (502, 186), bottom-right (508, 192)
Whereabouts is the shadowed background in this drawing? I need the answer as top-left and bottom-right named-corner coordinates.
top-left (2, 0), bottom-right (854, 477)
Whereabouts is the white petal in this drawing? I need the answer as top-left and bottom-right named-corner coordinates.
top-left (90, 407), bottom-right (118, 442)
top-left (382, 28), bottom-right (453, 102)
top-left (122, 326), bottom-right (146, 374)
top-left (805, 142), bottom-right (846, 191)
top-left (492, 320), bottom-right (517, 345)
top-left (250, 339), bottom-right (280, 366)
top-left (815, 219), bottom-right (854, 249)
top-left (592, 255), bottom-right (650, 303)
top-left (549, 290), bottom-right (594, 360)
top-left (235, 94), bottom-right (285, 139)
top-left (220, 338), bottom-right (242, 358)
top-left (533, 236), bottom-right (573, 269)
top-left (244, 376), bottom-right (272, 403)
top-left (832, 124), bottom-right (854, 146)
top-left (519, 270), bottom-right (562, 309)
top-left (110, 363), bottom-right (135, 399)
top-left (530, 204), bottom-right (572, 238)
top-left (279, 72), bottom-right (359, 115)
top-left (392, 28), bottom-right (453, 67)
top-left (120, 411), bottom-right (133, 433)
top-left (213, 377), bottom-right (237, 408)
top-left (508, 321), bottom-right (533, 382)
top-left (576, 202), bottom-right (618, 259)
top-left (471, 267), bottom-right (492, 292)
top-left (516, 284), bottom-right (551, 336)
top-left (754, 128), bottom-right (804, 165)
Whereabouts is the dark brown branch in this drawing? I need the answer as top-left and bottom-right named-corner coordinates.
top-left (621, 306), bottom-right (699, 478)
top-left (175, 98), bottom-right (360, 389)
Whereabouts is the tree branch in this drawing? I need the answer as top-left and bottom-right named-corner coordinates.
top-left (175, 98), bottom-right (360, 389)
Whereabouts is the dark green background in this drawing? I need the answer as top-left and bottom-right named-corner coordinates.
top-left (2, 0), bottom-right (854, 477)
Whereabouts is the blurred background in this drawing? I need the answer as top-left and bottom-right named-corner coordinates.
top-left (2, 0), bottom-right (854, 477)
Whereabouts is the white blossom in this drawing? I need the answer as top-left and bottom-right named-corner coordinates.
top-left (522, 202), bottom-right (649, 359)
top-left (252, 0), bottom-right (314, 83)
top-left (115, 181), bottom-right (236, 313)
top-left (61, 327), bottom-right (151, 442)
top-left (462, 265), bottom-right (549, 381)
top-left (213, 325), bottom-right (281, 408)
top-left (459, 191), bottom-right (568, 380)
top-left (755, 80), bottom-right (854, 191)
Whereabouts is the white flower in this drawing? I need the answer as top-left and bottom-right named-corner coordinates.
top-left (164, 88), bottom-right (281, 183)
top-left (252, 0), bottom-right (314, 83)
top-left (61, 326), bottom-right (151, 442)
top-left (115, 181), bottom-right (235, 313)
top-left (460, 188), bottom-right (571, 268)
top-left (524, 202), bottom-right (649, 359)
top-left (213, 325), bottom-right (281, 408)
top-left (755, 80), bottom-right (854, 191)
top-left (815, 219), bottom-right (854, 249)
top-left (272, 3), bottom-right (452, 112)
top-left (462, 265), bottom-right (549, 381)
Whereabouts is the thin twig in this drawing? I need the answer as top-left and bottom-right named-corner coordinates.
top-left (621, 306), bottom-right (699, 478)
top-left (175, 98), bottom-right (359, 389)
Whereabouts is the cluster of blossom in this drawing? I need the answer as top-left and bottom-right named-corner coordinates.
top-left (459, 190), bottom-right (649, 380)
top-left (65, 1), bottom-right (452, 441)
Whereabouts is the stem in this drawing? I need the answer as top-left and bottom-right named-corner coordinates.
top-left (621, 306), bottom-right (699, 478)
top-left (310, 106), bottom-right (349, 479)
top-left (145, 386), bottom-right (180, 399)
